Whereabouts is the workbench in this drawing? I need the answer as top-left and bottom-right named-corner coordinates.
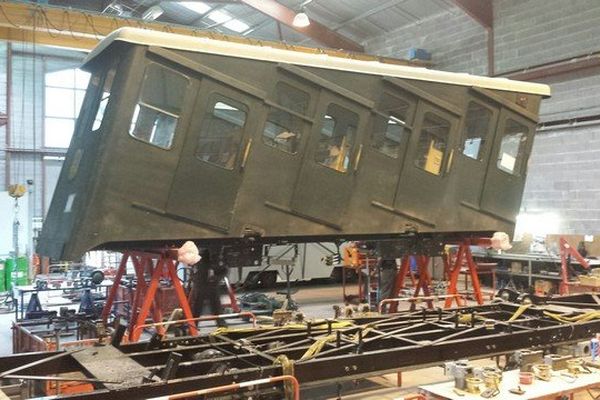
top-left (419, 368), bottom-right (600, 399)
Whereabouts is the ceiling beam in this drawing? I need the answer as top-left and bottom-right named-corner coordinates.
top-left (237, 0), bottom-right (364, 52)
top-left (451, 0), bottom-right (493, 29)
top-left (0, 1), bottom-right (401, 63)
top-left (452, 0), bottom-right (493, 76)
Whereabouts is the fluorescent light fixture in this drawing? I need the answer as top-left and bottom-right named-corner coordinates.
top-left (207, 10), bottom-right (230, 24)
top-left (292, 11), bottom-right (310, 27)
top-left (223, 19), bottom-right (250, 33)
top-left (179, 1), bottom-right (211, 14)
top-left (142, 5), bottom-right (163, 21)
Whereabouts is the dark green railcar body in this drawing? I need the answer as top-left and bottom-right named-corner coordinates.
top-left (38, 28), bottom-right (550, 261)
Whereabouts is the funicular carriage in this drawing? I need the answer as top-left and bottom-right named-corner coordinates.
top-left (38, 28), bottom-right (550, 262)
top-left (2, 29), bottom-right (583, 400)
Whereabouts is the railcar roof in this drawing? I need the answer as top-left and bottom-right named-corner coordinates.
top-left (84, 28), bottom-right (550, 97)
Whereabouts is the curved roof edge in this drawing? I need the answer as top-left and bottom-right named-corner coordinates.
top-left (84, 28), bottom-right (551, 97)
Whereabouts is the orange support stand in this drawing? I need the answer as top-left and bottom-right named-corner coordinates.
top-left (388, 255), bottom-right (429, 313)
top-left (444, 240), bottom-right (484, 308)
top-left (559, 237), bottom-right (590, 295)
top-left (412, 255), bottom-right (434, 310)
top-left (100, 250), bottom-right (198, 342)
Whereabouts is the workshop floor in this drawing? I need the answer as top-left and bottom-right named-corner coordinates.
top-left (0, 283), bottom-right (596, 399)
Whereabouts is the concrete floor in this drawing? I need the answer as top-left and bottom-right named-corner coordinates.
top-left (0, 282), bottom-right (596, 399)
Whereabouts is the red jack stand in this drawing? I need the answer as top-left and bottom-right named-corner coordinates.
top-left (388, 255), bottom-right (431, 313)
top-left (559, 237), bottom-right (590, 295)
top-left (101, 250), bottom-right (198, 342)
top-left (444, 240), bottom-right (486, 308)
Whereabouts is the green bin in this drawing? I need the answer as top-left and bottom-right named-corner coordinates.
top-left (5, 257), bottom-right (28, 289)
top-left (15, 257), bottom-right (28, 286)
top-left (0, 260), bottom-right (5, 292)
top-left (5, 258), bottom-right (13, 290)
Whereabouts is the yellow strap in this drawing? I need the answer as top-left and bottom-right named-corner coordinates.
top-left (543, 310), bottom-right (600, 324)
top-left (300, 334), bottom-right (337, 361)
top-left (508, 304), bottom-right (531, 322)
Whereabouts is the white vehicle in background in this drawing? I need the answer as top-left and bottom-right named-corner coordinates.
top-left (228, 242), bottom-right (345, 288)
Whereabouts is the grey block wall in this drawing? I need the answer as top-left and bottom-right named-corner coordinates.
top-left (494, 0), bottom-right (600, 75)
top-left (365, 0), bottom-right (600, 235)
top-left (522, 123), bottom-right (600, 234)
top-left (364, 10), bottom-right (489, 75)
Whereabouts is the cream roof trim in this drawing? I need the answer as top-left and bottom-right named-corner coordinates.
top-left (84, 28), bottom-right (551, 97)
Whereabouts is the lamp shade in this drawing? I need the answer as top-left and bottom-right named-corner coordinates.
top-left (292, 11), bottom-right (310, 27)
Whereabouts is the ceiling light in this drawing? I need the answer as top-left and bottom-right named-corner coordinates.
top-left (223, 19), bottom-right (250, 33)
top-left (207, 10), bottom-right (230, 24)
top-left (179, 1), bottom-right (211, 14)
top-left (142, 5), bottom-right (163, 21)
top-left (292, 10), bottom-right (310, 27)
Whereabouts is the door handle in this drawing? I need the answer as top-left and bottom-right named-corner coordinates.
top-left (353, 144), bottom-right (363, 173)
top-left (446, 148), bottom-right (455, 174)
top-left (241, 138), bottom-right (253, 170)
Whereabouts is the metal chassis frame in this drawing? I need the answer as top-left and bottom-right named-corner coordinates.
top-left (2, 300), bottom-right (600, 399)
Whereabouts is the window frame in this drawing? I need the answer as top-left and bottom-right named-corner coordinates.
top-left (370, 95), bottom-right (414, 159)
top-left (127, 62), bottom-right (190, 150)
top-left (90, 64), bottom-right (118, 133)
top-left (261, 82), bottom-right (312, 155)
top-left (495, 117), bottom-right (530, 177)
top-left (413, 111), bottom-right (451, 177)
top-left (195, 92), bottom-right (249, 170)
top-left (314, 103), bottom-right (359, 174)
top-left (459, 100), bottom-right (495, 162)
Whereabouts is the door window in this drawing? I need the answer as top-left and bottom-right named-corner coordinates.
top-left (414, 112), bottom-right (450, 176)
top-left (314, 104), bottom-right (358, 173)
top-left (129, 63), bottom-right (189, 149)
top-left (371, 93), bottom-right (412, 158)
top-left (497, 119), bottom-right (528, 175)
top-left (461, 102), bottom-right (492, 161)
top-left (262, 83), bottom-right (310, 154)
top-left (92, 67), bottom-right (116, 132)
top-left (196, 97), bottom-right (248, 170)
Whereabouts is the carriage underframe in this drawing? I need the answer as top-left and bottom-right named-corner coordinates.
top-left (2, 296), bottom-right (599, 399)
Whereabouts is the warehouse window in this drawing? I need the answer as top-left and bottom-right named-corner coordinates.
top-left (44, 68), bottom-right (90, 148)
top-left (262, 83), bottom-right (310, 154)
top-left (462, 102), bottom-right (492, 161)
top-left (497, 119), bottom-right (528, 175)
top-left (129, 63), bottom-right (189, 149)
top-left (196, 97), bottom-right (248, 169)
top-left (92, 67), bottom-right (116, 132)
top-left (414, 112), bottom-right (449, 176)
top-left (315, 104), bottom-right (358, 173)
top-left (371, 94), bottom-right (411, 158)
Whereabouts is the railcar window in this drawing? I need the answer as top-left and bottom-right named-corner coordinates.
top-left (196, 98), bottom-right (248, 170)
top-left (462, 102), bottom-right (492, 160)
top-left (129, 64), bottom-right (189, 149)
top-left (262, 83), bottom-right (310, 154)
top-left (497, 119), bottom-right (528, 175)
top-left (315, 104), bottom-right (358, 173)
top-left (414, 113), bottom-right (450, 176)
top-left (371, 94), bottom-right (411, 158)
top-left (92, 67), bottom-right (116, 132)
